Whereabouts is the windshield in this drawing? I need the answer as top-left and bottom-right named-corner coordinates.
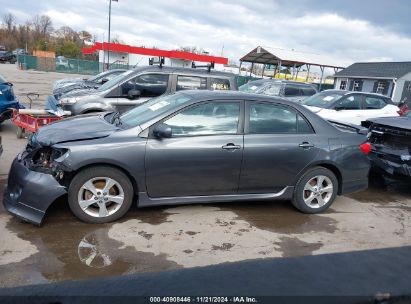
top-left (97, 69), bottom-right (134, 92)
top-left (89, 70), bottom-right (125, 82)
top-left (406, 111), bottom-right (411, 117)
top-left (302, 92), bottom-right (345, 108)
top-left (239, 80), bottom-right (268, 93)
top-left (120, 93), bottom-right (192, 128)
top-left (0, 75), bottom-right (6, 83)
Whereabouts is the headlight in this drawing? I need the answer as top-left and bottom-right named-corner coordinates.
top-left (60, 97), bottom-right (78, 105)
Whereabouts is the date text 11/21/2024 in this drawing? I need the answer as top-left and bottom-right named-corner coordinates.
top-left (149, 297), bottom-right (258, 303)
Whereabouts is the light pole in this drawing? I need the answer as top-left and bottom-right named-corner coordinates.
top-left (107, 0), bottom-right (118, 71)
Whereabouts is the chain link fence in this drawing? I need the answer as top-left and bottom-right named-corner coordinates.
top-left (17, 55), bottom-right (132, 75)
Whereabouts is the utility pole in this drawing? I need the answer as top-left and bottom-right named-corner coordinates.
top-left (107, 0), bottom-right (118, 71)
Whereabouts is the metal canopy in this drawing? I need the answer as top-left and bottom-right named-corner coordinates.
top-left (240, 46), bottom-right (345, 69)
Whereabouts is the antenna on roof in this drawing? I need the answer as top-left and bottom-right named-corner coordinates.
top-left (149, 56), bottom-right (165, 68)
top-left (191, 61), bottom-right (215, 72)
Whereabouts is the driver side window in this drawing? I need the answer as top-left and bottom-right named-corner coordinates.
top-left (163, 102), bottom-right (240, 137)
top-left (336, 95), bottom-right (362, 110)
top-left (121, 74), bottom-right (168, 97)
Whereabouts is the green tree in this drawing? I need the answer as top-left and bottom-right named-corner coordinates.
top-left (56, 40), bottom-right (81, 58)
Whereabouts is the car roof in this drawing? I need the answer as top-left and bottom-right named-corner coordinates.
top-left (179, 89), bottom-right (294, 105)
top-left (245, 79), bottom-right (317, 87)
top-left (129, 65), bottom-right (235, 78)
top-left (321, 89), bottom-right (391, 98)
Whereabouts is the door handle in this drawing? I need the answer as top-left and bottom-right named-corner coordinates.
top-left (299, 142), bottom-right (314, 149)
top-left (222, 143), bottom-right (241, 151)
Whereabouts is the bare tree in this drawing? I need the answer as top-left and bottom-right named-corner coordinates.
top-left (32, 14), bottom-right (53, 38)
top-left (56, 26), bottom-right (79, 41)
top-left (2, 13), bottom-right (16, 33)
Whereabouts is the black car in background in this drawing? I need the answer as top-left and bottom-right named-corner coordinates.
top-left (4, 90), bottom-right (370, 225)
top-left (0, 51), bottom-right (17, 64)
top-left (53, 69), bottom-right (127, 99)
top-left (239, 79), bottom-right (318, 102)
top-left (365, 112), bottom-right (411, 180)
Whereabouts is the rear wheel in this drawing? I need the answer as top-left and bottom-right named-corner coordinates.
top-left (292, 167), bottom-right (338, 213)
top-left (68, 166), bottom-right (134, 223)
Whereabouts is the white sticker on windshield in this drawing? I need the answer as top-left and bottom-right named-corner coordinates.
top-left (323, 96), bottom-right (334, 101)
top-left (149, 100), bottom-right (170, 111)
top-left (250, 86), bottom-right (258, 90)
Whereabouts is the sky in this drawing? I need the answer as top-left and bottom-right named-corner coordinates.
top-left (4, 0), bottom-right (411, 67)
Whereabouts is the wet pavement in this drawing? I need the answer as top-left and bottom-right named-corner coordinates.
top-left (0, 65), bottom-right (410, 288)
top-left (1, 177), bottom-right (410, 288)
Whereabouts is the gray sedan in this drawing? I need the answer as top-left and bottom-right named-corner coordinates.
top-left (4, 91), bottom-right (370, 225)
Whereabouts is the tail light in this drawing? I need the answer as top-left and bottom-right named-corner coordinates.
top-left (398, 104), bottom-right (409, 116)
top-left (360, 142), bottom-right (371, 155)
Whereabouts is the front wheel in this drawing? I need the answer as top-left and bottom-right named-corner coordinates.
top-left (16, 127), bottom-right (24, 139)
top-left (292, 167), bottom-right (338, 213)
top-left (68, 166), bottom-right (134, 223)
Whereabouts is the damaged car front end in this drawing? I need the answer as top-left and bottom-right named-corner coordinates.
top-left (3, 113), bottom-right (119, 225)
top-left (3, 137), bottom-right (71, 225)
top-left (365, 113), bottom-right (411, 180)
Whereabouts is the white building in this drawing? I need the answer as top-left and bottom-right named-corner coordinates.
top-left (333, 62), bottom-right (411, 104)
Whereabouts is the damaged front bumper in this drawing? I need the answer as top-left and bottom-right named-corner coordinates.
top-left (3, 157), bottom-right (67, 225)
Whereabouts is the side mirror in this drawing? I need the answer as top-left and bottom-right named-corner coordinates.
top-left (101, 78), bottom-right (109, 84)
top-left (153, 123), bottom-right (172, 139)
top-left (128, 89), bottom-right (141, 100)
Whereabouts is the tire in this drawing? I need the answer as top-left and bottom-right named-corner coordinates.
top-left (292, 167), bottom-right (338, 214)
top-left (68, 166), bottom-right (134, 223)
top-left (16, 127), bottom-right (24, 139)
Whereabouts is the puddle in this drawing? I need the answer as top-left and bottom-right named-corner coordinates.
top-left (1, 202), bottom-right (179, 288)
top-left (275, 237), bottom-right (323, 257)
top-left (221, 200), bottom-right (338, 234)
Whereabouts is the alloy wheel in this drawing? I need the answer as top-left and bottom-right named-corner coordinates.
top-left (302, 175), bottom-right (334, 209)
top-left (77, 177), bottom-right (125, 218)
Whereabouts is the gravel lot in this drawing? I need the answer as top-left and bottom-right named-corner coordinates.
top-left (0, 64), bottom-right (410, 288)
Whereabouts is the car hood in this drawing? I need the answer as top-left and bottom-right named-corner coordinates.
top-left (367, 116), bottom-right (411, 131)
top-left (54, 82), bottom-right (98, 97)
top-left (53, 78), bottom-right (84, 90)
top-left (62, 88), bottom-right (100, 98)
top-left (34, 114), bottom-right (119, 146)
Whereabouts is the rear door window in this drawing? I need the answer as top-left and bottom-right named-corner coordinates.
top-left (135, 74), bottom-right (169, 97)
top-left (364, 96), bottom-right (387, 109)
top-left (248, 102), bottom-right (313, 134)
top-left (336, 95), bottom-right (363, 110)
top-left (177, 76), bottom-right (207, 91)
top-left (283, 84), bottom-right (302, 97)
top-left (211, 78), bottom-right (230, 90)
top-left (301, 86), bottom-right (317, 96)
